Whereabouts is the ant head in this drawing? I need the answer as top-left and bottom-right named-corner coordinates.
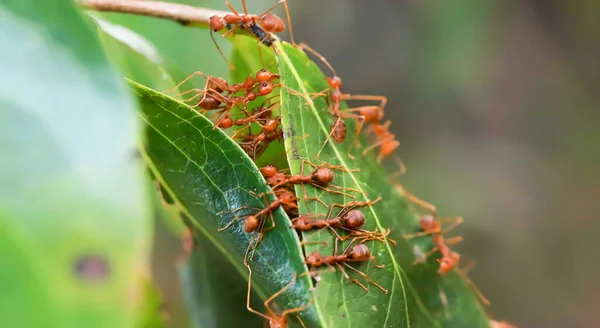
top-left (258, 82), bottom-right (275, 96)
top-left (244, 215), bottom-right (259, 233)
top-left (198, 97), bottom-right (220, 110)
top-left (343, 210), bottom-right (365, 228)
top-left (331, 119), bottom-right (347, 143)
top-left (295, 217), bottom-right (313, 230)
top-left (350, 244), bottom-right (371, 261)
top-left (260, 165), bottom-right (278, 178)
top-left (218, 116), bottom-right (233, 129)
top-left (326, 76), bottom-right (342, 88)
top-left (305, 252), bottom-right (324, 266)
top-left (260, 13), bottom-right (286, 33)
top-left (312, 167), bottom-right (334, 185)
top-left (255, 68), bottom-right (279, 83)
top-left (209, 15), bottom-right (225, 32)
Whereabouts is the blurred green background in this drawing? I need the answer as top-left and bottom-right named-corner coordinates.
top-left (102, 0), bottom-right (600, 327)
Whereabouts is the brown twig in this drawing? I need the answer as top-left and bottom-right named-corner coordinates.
top-left (79, 0), bottom-right (230, 26)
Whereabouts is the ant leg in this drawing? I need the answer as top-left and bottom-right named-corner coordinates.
top-left (301, 159), bottom-right (359, 173)
top-left (264, 273), bottom-right (297, 315)
top-left (335, 262), bottom-right (369, 292)
top-left (444, 236), bottom-right (464, 248)
top-left (310, 183), bottom-right (357, 199)
top-left (388, 154), bottom-right (407, 178)
top-left (211, 29), bottom-right (236, 71)
top-left (297, 42), bottom-right (337, 75)
top-left (394, 184), bottom-right (437, 215)
top-left (315, 117), bottom-right (343, 160)
top-left (170, 71), bottom-right (210, 93)
top-left (341, 94), bottom-right (388, 111)
top-left (412, 246), bottom-right (440, 265)
top-left (276, 84), bottom-right (317, 105)
top-left (439, 217), bottom-right (464, 236)
top-left (240, 0), bottom-right (249, 15)
top-left (343, 263), bottom-right (388, 293)
top-left (245, 263), bottom-right (276, 321)
top-left (280, 0), bottom-right (296, 46)
top-left (225, 1), bottom-right (241, 16)
top-left (172, 88), bottom-right (206, 103)
top-left (403, 228), bottom-right (439, 240)
top-left (302, 196), bottom-right (329, 208)
top-left (462, 274), bottom-right (491, 306)
top-left (362, 134), bottom-right (396, 157)
top-left (218, 215), bottom-right (243, 231)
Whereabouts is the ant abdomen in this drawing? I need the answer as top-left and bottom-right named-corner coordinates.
top-left (342, 210), bottom-right (365, 229)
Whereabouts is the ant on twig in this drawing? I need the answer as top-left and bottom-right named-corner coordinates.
top-left (209, 0), bottom-right (296, 68)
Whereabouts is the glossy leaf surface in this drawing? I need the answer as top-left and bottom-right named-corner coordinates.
top-left (275, 41), bottom-right (489, 327)
top-left (132, 81), bottom-right (322, 327)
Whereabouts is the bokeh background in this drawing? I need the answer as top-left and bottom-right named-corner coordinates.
top-left (102, 0), bottom-right (600, 327)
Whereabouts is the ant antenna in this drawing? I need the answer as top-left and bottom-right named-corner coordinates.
top-left (297, 42), bottom-right (336, 76)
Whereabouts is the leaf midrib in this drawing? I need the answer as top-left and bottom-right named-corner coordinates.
top-left (135, 90), bottom-right (270, 301)
top-left (275, 42), bottom-right (410, 328)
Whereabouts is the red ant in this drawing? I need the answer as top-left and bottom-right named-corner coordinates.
top-left (360, 120), bottom-right (403, 165)
top-left (305, 239), bottom-right (387, 293)
top-left (245, 266), bottom-right (311, 328)
top-left (260, 160), bottom-right (364, 206)
top-left (404, 214), bottom-right (464, 267)
top-left (405, 215), bottom-right (491, 305)
top-left (291, 201), bottom-right (394, 245)
top-left (297, 43), bottom-right (387, 159)
top-left (219, 188), bottom-right (297, 234)
top-left (217, 102), bottom-right (280, 138)
top-left (171, 69), bottom-right (280, 112)
top-left (237, 126), bottom-right (283, 160)
top-left (209, 0), bottom-right (296, 68)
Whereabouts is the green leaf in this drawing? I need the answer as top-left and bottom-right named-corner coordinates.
top-left (0, 1), bottom-right (150, 327)
top-left (178, 233), bottom-right (263, 328)
top-left (93, 17), bottom-right (180, 94)
top-left (132, 81), bottom-right (322, 327)
top-left (275, 41), bottom-right (489, 327)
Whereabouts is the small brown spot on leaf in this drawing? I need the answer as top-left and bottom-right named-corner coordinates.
top-left (74, 255), bottom-right (110, 282)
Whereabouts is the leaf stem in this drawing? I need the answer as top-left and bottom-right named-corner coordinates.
top-left (78, 0), bottom-right (229, 27)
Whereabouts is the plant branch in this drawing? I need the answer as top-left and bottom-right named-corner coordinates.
top-left (79, 0), bottom-right (230, 26)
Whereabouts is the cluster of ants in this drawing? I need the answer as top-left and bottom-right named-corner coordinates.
top-left (170, 1), bottom-right (512, 327)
